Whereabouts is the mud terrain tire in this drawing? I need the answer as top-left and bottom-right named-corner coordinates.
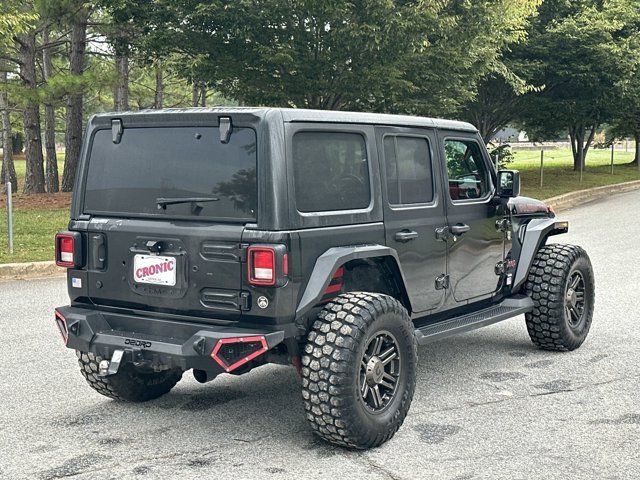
top-left (524, 244), bottom-right (595, 351)
top-left (301, 292), bottom-right (417, 449)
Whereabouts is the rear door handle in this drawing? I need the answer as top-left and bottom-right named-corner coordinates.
top-left (450, 223), bottom-right (470, 235)
top-left (395, 230), bottom-right (419, 242)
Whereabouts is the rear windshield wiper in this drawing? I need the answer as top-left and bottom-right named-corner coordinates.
top-left (156, 196), bottom-right (219, 214)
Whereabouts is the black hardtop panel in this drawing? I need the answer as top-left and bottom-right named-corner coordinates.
top-left (87, 107), bottom-right (270, 128)
top-left (88, 107), bottom-right (477, 132)
top-left (79, 107), bottom-right (477, 231)
top-left (279, 108), bottom-right (477, 132)
top-left (74, 107), bottom-right (281, 226)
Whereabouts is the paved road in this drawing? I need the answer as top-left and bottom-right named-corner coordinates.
top-left (2, 190), bottom-right (640, 480)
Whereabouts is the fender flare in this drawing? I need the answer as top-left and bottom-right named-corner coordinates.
top-left (295, 244), bottom-right (409, 318)
top-left (512, 217), bottom-right (569, 291)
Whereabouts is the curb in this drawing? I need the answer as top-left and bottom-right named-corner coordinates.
top-left (1, 180), bottom-right (640, 282)
top-left (0, 261), bottom-right (64, 282)
top-left (544, 179), bottom-right (640, 212)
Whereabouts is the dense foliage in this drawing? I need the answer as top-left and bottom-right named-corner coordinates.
top-left (1, 0), bottom-right (639, 193)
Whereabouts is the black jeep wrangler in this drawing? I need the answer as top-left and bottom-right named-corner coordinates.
top-left (54, 108), bottom-right (594, 449)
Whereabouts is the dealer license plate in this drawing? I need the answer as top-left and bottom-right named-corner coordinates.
top-left (133, 254), bottom-right (177, 286)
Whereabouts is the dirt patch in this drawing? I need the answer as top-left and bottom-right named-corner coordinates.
top-left (0, 192), bottom-right (72, 211)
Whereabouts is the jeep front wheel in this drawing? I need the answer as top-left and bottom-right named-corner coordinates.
top-left (524, 244), bottom-right (595, 351)
top-left (301, 292), bottom-right (417, 449)
top-left (76, 351), bottom-right (183, 402)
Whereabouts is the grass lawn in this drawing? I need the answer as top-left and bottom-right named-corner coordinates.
top-left (513, 147), bottom-right (640, 199)
top-left (0, 148), bottom-right (638, 264)
top-left (12, 156), bottom-right (65, 187)
top-left (0, 207), bottom-right (69, 263)
top-left (1, 157), bottom-right (69, 263)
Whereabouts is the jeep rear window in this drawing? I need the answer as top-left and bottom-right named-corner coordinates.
top-left (83, 126), bottom-right (257, 221)
top-left (292, 131), bottom-right (370, 212)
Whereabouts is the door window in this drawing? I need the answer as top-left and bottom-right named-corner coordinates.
top-left (383, 135), bottom-right (434, 205)
top-left (444, 139), bottom-right (490, 201)
top-left (292, 131), bottom-right (370, 212)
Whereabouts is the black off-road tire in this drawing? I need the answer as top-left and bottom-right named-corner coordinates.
top-left (76, 351), bottom-right (183, 402)
top-left (524, 244), bottom-right (595, 351)
top-left (301, 292), bottom-right (417, 449)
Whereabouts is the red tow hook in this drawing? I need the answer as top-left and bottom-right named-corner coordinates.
top-left (210, 336), bottom-right (268, 372)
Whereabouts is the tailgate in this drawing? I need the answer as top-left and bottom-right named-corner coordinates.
top-left (84, 218), bottom-right (248, 321)
top-left (72, 120), bottom-right (259, 322)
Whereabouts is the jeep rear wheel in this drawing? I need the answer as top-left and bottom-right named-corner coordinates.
top-left (76, 351), bottom-right (183, 402)
top-left (524, 244), bottom-right (595, 351)
top-left (301, 292), bottom-right (417, 449)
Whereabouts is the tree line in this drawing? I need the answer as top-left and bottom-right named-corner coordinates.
top-left (1, 0), bottom-right (640, 195)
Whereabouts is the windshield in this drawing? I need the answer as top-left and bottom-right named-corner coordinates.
top-left (83, 126), bottom-right (257, 221)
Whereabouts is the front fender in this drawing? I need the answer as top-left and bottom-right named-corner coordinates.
top-left (512, 218), bottom-right (569, 291)
top-left (295, 244), bottom-right (408, 318)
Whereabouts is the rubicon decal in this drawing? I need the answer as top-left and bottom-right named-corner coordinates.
top-left (133, 254), bottom-right (177, 286)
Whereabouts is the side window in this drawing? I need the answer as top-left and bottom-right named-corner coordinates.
top-left (444, 139), bottom-right (490, 201)
top-left (383, 135), bottom-right (434, 205)
top-left (292, 131), bottom-right (370, 212)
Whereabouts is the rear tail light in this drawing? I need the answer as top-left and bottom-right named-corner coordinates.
top-left (248, 247), bottom-right (275, 285)
top-left (211, 336), bottom-right (268, 372)
top-left (247, 245), bottom-right (288, 286)
top-left (59, 237), bottom-right (74, 263)
top-left (55, 232), bottom-right (82, 268)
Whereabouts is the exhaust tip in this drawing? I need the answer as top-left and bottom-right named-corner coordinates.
top-left (193, 369), bottom-right (216, 384)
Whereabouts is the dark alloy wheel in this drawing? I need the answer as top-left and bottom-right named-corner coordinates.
top-left (524, 244), bottom-right (595, 351)
top-left (359, 331), bottom-right (401, 412)
top-left (301, 292), bottom-right (417, 449)
top-left (565, 271), bottom-right (586, 329)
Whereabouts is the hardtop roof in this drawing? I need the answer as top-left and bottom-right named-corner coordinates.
top-left (91, 107), bottom-right (477, 133)
top-left (279, 108), bottom-right (476, 132)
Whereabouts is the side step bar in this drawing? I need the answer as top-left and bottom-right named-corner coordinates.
top-left (415, 295), bottom-right (533, 345)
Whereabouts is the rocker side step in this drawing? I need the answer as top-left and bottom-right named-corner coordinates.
top-left (415, 295), bottom-right (533, 345)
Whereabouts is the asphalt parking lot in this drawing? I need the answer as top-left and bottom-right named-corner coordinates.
top-left (1, 190), bottom-right (639, 480)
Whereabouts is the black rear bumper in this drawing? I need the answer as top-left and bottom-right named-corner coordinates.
top-left (54, 305), bottom-right (290, 373)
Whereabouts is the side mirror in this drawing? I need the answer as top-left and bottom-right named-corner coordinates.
top-left (497, 170), bottom-right (520, 198)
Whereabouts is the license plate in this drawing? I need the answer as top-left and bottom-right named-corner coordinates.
top-left (133, 254), bottom-right (177, 286)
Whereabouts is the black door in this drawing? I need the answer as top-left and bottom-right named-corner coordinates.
top-left (376, 127), bottom-right (447, 313)
top-left (438, 131), bottom-right (505, 302)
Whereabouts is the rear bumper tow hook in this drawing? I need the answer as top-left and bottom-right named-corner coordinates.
top-left (98, 349), bottom-right (124, 377)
